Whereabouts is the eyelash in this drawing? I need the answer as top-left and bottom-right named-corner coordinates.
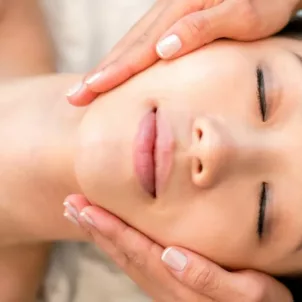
top-left (257, 67), bottom-right (267, 122)
top-left (258, 182), bottom-right (268, 239)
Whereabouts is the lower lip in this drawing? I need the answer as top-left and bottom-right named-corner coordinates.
top-left (133, 109), bottom-right (174, 198)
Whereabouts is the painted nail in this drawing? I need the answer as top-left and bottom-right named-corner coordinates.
top-left (80, 211), bottom-right (95, 226)
top-left (156, 35), bottom-right (182, 59)
top-left (161, 247), bottom-right (188, 271)
top-left (66, 82), bottom-right (83, 97)
top-left (85, 71), bottom-right (103, 85)
top-left (63, 211), bottom-right (79, 226)
top-left (63, 201), bottom-right (78, 219)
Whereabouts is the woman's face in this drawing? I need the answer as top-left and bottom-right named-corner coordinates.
top-left (75, 36), bottom-right (302, 275)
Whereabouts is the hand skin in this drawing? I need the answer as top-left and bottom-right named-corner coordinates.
top-left (66, 0), bottom-right (301, 106)
top-left (63, 194), bottom-right (293, 302)
top-left (1, 34), bottom-right (302, 299)
top-left (0, 72), bottom-right (294, 302)
top-left (3, 33), bottom-right (302, 264)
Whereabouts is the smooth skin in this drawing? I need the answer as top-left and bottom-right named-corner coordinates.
top-left (67, 195), bottom-right (293, 302)
top-left (1, 35), bottom-right (302, 301)
top-left (63, 1), bottom-right (302, 301)
top-left (67, 36), bottom-right (302, 276)
top-left (66, 0), bottom-right (302, 105)
top-left (0, 0), bottom-right (56, 301)
top-left (63, 34), bottom-right (300, 301)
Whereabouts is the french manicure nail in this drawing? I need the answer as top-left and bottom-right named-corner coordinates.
top-left (66, 82), bottom-right (83, 97)
top-left (161, 247), bottom-right (188, 271)
top-left (63, 201), bottom-right (78, 219)
top-left (85, 71), bottom-right (103, 85)
top-left (156, 34), bottom-right (182, 59)
top-left (80, 211), bottom-right (95, 226)
top-left (64, 212), bottom-right (79, 226)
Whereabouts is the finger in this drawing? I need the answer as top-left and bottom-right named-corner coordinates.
top-left (96, 0), bottom-right (168, 70)
top-left (161, 246), bottom-right (256, 301)
top-left (156, 2), bottom-right (232, 60)
top-left (63, 194), bottom-right (91, 218)
top-left (79, 214), bottom-right (128, 268)
top-left (80, 206), bottom-right (164, 269)
top-left (66, 82), bottom-right (98, 107)
top-left (64, 195), bottom-right (129, 264)
top-left (83, 0), bottom-right (208, 94)
top-left (63, 194), bottom-right (91, 228)
top-left (79, 206), bottom-right (192, 300)
top-left (236, 270), bottom-right (294, 302)
top-left (67, 0), bottom-right (167, 106)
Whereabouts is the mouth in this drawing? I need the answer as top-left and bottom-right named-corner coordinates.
top-left (133, 108), bottom-right (174, 198)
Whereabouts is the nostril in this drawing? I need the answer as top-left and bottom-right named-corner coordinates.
top-left (197, 161), bottom-right (203, 173)
top-left (196, 129), bottom-right (202, 140)
top-left (193, 158), bottom-right (203, 174)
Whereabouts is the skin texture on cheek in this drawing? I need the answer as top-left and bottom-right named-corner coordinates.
top-left (74, 41), bottom-right (262, 270)
top-left (75, 37), bottom-right (302, 276)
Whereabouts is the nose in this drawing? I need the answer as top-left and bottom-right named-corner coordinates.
top-left (191, 116), bottom-right (237, 188)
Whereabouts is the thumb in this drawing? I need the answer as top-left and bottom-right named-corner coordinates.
top-left (161, 247), bottom-right (247, 301)
top-left (161, 247), bottom-right (290, 302)
top-left (156, 2), bottom-right (234, 59)
top-left (156, 0), bottom-right (278, 60)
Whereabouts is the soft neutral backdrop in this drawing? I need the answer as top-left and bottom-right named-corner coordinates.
top-left (39, 1), bottom-right (155, 301)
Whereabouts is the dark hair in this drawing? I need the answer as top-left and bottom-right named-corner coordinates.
top-left (278, 15), bottom-right (302, 39)
top-left (278, 276), bottom-right (302, 300)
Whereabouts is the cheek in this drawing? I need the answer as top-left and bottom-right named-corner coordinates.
top-left (73, 105), bottom-right (137, 212)
top-left (148, 189), bottom-right (257, 270)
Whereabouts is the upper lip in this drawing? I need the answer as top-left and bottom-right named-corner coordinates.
top-left (133, 108), bottom-right (174, 198)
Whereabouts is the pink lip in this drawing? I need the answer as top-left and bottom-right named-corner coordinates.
top-left (133, 109), bottom-right (174, 197)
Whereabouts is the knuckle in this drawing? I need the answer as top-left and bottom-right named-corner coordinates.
top-left (181, 16), bottom-right (210, 37)
top-left (124, 250), bottom-right (146, 269)
top-left (136, 31), bottom-right (151, 46)
top-left (181, 15), bottom-right (205, 38)
top-left (115, 226), bottom-right (148, 269)
top-left (185, 263), bottom-right (218, 291)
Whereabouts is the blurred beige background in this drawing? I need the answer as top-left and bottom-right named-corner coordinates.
top-left (39, 1), bottom-right (155, 301)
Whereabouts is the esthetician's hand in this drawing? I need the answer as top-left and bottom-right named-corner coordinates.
top-left (64, 194), bottom-right (293, 302)
top-left (66, 0), bottom-right (300, 106)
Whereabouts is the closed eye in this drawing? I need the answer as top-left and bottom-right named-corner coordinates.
top-left (257, 67), bottom-right (267, 122)
top-left (258, 182), bottom-right (268, 239)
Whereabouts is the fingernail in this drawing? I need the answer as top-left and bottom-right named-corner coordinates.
top-left (80, 211), bottom-right (95, 226)
top-left (63, 201), bottom-right (78, 218)
top-left (63, 211), bottom-right (79, 226)
top-left (156, 34), bottom-right (182, 59)
top-left (66, 82), bottom-right (83, 97)
top-left (85, 71), bottom-right (103, 85)
top-left (161, 247), bottom-right (188, 271)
